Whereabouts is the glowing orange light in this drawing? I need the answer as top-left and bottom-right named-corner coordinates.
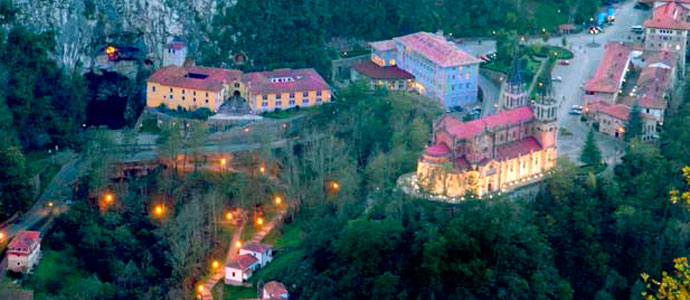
top-left (211, 260), bottom-right (220, 269)
top-left (274, 196), bottom-right (282, 205)
top-left (105, 193), bottom-right (114, 204)
top-left (197, 284), bottom-right (204, 293)
top-left (105, 45), bottom-right (117, 56)
top-left (256, 217), bottom-right (264, 225)
top-left (0, 232), bottom-right (4, 240)
top-left (235, 240), bottom-right (242, 248)
top-left (154, 204), bottom-right (165, 217)
top-left (48, 202), bottom-right (54, 207)
top-left (225, 212), bottom-right (233, 221)
top-left (259, 166), bottom-right (266, 173)
top-left (331, 182), bottom-right (340, 190)
top-left (220, 158), bottom-right (226, 166)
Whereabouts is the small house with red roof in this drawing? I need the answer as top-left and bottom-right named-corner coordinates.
top-left (163, 40), bottom-right (187, 67)
top-left (351, 60), bottom-right (415, 92)
top-left (583, 42), bottom-right (632, 105)
top-left (225, 254), bottom-right (260, 285)
top-left (240, 242), bottom-right (273, 268)
top-left (585, 101), bottom-right (658, 141)
top-left (643, 0), bottom-right (690, 74)
top-left (7, 230), bottom-right (41, 273)
top-left (416, 89), bottom-right (559, 198)
top-left (262, 281), bottom-right (289, 299)
top-left (369, 32), bottom-right (482, 109)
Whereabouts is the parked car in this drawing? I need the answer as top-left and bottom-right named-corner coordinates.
top-left (569, 108), bottom-right (583, 115)
top-left (558, 60), bottom-right (570, 65)
top-left (451, 106), bottom-right (463, 112)
top-left (552, 76), bottom-right (563, 82)
top-left (571, 105), bottom-right (583, 110)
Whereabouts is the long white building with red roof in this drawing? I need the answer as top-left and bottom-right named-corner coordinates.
top-left (416, 86), bottom-right (558, 198)
top-left (7, 230), bottom-right (41, 273)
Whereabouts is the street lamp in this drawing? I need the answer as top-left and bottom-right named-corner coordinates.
top-left (235, 240), bottom-right (242, 248)
top-left (274, 196), bottom-right (282, 205)
top-left (197, 284), bottom-right (204, 294)
top-left (220, 158), bottom-right (226, 167)
top-left (104, 193), bottom-right (114, 204)
top-left (330, 181), bottom-right (340, 191)
top-left (256, 217), bottom-right (264, 226)
top-left (225, 211), bottom-right (233, 221)
top-left (0, 232), bottom-right (4, 240)
top-left (154, 204), bottom-right (165, 217)
top-left (259, 166), bottom-right (266, 174)
top-left (211, 260), bottom-right (220, 270)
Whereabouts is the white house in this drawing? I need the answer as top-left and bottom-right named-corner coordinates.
top-left (225, 254), bottom-right (259, 285)
top-left (162, 41), bottom-right (187, 67)
top-left (7, 230), bottom-right (41, 273)
top-left (240, 242), bottom-right (273, 268)
top-left (262, 281), bottom-right (289, 299)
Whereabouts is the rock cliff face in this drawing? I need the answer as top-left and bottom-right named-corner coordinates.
top-left (12, 0), bottom-right (220, 70)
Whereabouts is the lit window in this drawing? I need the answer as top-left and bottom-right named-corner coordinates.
top-left (389, 59), bottom-right (396, 65)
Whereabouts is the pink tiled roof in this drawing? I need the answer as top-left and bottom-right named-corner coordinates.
top-left (443, 106), bottom-right (534, 139)
top-left (496, 137), bottom-right (543, 160)
top-left (424, 142), bottom-right (451, 156)
top-left (264, 281), bottom-right (289, 299)
top-left (352, 60), bottom-right (414, 79)
top-left (242, 242), bottom-right (271, 253)
top-left (243, 68), bottom-right (330, 95)
top-left (147, 66), bottom-right (242, 92)
top-left (393, 32), bottom-right (482, 67)
top-left (166, 42), bottom-right (185, 51)
top-left (227, 254), bottom-right (258, 270)
top-left (643, 2), bottom-right (690, 30)
top-left (9, 230), bottom-right (40, 250)
top-left (584, 42), bottom-right (631, 94)
top-left (370, 40), bottom-right (396, 52)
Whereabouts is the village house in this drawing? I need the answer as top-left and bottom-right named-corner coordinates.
top-left (633, 50), bottom-right (679, 127)
top-left (7, 230), bottom-right (41, 273)
top-left (643, 0), bottom-right (690, 75)
top-left (583, 42), bottom-right (633, 105)
top-left (262, 281), bottom-right (289, 300)
top-left (369, 32), bottom-right (482, 109)
top-left (162, 40), bottom-right (187, 67)
top-left (225, 254), bottom-right (259, 285)
top-left (239, 242), bottom-right (273, 268)
top-left (585, 102), bottom-right (658, 141)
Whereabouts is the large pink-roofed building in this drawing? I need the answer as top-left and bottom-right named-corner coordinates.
top-left (242, 68), bottom-right (331, 113)
top-left (416, 95), bottom-right (558, 198)
top-left (369, 32), bottom-right (482, 109)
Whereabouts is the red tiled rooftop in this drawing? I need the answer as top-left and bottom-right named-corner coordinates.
top-left (643, 2), bottom-right (690, 30)
top-left (263, 281), bottom-right (289, 299)
top-left (424, 142), bottom-right (451, 156)
top-left (242, 242), bottom-right (271, 253)
top-left (636, 54), bottom-right (674, 109)
top-left (443, 106), bottom-right (534, 139)
top-left (147, 66), bottom-right (242, 92)
top-left (226, 254), bottom-right (258, 270)
top-left (352, 60), bottom-right (414, 80)
top-left (495, 137), bottom-right (543, 160)
top-left (243, 68), bottom-right (330, 95)
top-left (9, 230), bottom-right (40, 250)
top-left (584, 42), bottom-right (632, 94)
top-left (393, 32), bottom-right (482, 67)
top-left (370, 40), bottom-right (396, 52)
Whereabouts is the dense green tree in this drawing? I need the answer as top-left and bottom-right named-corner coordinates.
top-left (625, 104), bottom-right (644, 142)
top-left (581, 129), bottom-right (602, 166)
top-left (0, 145), bottom-right (33, 219)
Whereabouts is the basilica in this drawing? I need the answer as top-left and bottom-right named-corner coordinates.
top-left (415, 57), bottom-right (558, 198)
